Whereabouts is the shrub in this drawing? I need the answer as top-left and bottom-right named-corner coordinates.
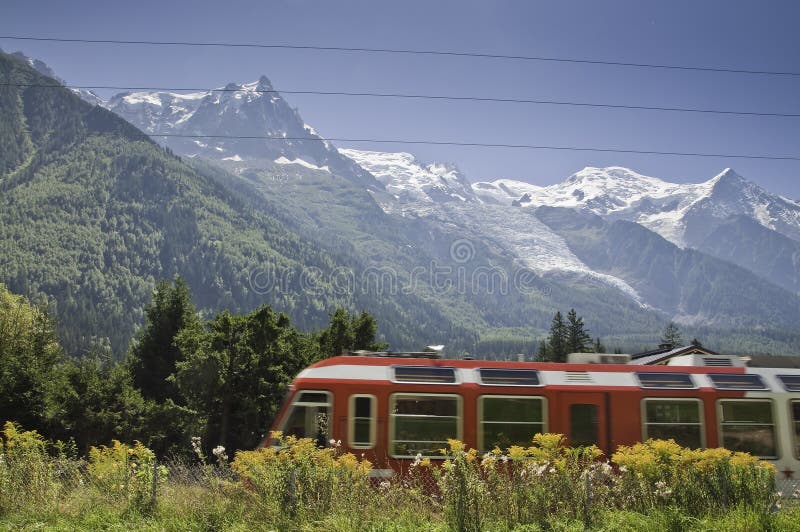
top-left (87, 440), bottom-right (167, 512)
top-left (231, 432), bottom-right (372, 526)
top-left (612, 439), bottom-right (777, 515)
top-left (0, 421), bottom-right (59, 514)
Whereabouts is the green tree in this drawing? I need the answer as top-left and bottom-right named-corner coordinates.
top-left (593, 337), bottom-right (605, 353)
top-left (0, 284), bottom-right (66, 432)
top-left (127, 277), bottom-right (199, 402)
top-left (352, 311), bottom-right (388, 351)
top-left (175, 306), bottom-right (314, 452)
top-left (566, 309), bottom-right (592, 354)
top-left (318, 308), bottom-right (387, 356)
top-left (661, 322), bottom-right (683, 346)
top-left (536, 338), bottom-right (548, 362)
top-left (51, 354), bottom-right (148, 454)
top-left (546, 311), bottom-right (568, 363)
top-left (318, 308), bottom-right (354, 357)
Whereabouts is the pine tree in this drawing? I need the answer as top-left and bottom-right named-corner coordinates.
top-left (352, 311), bottom-right (388, 351)
top-left (661, 322), bottom-right (683, 347)
top-left (593, 337), bottom-right (605, 353)
top-left (566, 309), bottom-right (591, 354)
top-left (547, 311), bottom-right (568, 363)
top-left (127, 277), bottom-right (199, 402)
top-left (536, 338), bottom-right (549, 362)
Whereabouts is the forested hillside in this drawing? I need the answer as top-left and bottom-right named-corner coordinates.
top-left (0, 51), bottom-right (464, 355)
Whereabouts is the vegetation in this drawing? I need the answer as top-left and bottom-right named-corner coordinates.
top-left (1, 424), bottom-right (797, 531)
top-left (0, 280), bottom-right (384, 457)
top-left (538, 308), bottom-right (595, 362)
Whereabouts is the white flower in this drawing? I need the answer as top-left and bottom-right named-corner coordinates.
top-left (212, 445), bottom-right (228, 462)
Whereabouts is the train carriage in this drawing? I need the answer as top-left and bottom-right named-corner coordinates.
top-left (268, 353), bottom-right (800, 480)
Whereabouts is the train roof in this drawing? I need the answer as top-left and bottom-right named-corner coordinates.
top-left (294, 355), bottom-right (800, 391)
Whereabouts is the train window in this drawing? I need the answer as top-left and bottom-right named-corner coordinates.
top-left (393, 366), bottom-right (457, 384)
top-left (569, 404), bottom-right (599, 447)
top-left (478, 369), bottom-right (541, 386)
top-left (708, 374), bottom-right (768, 391)
top-left (281, 390), bottom-right (332, 447)
top-left (635, 372), bottom-right (695, 389)
top-left (718, 400), bottom-right (777, 458)
top-left (390, 393), bottom-right (461, 458)
top-left (778, 375), bottom-right (800, 392)
top-left (349, 395), bottom-right (376, 449)
top-left (792, 401), bottom-right (800, 460)
top-left (478, 396), bottom-right (545, 452)
top-left (642, 399), bottom-right (704, 449)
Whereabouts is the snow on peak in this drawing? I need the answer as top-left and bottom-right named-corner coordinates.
top-left (340, 149), bottom-right (476, 203)
top-left (274, 156), bottom-right (330, 173)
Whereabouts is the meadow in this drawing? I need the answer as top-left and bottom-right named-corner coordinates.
top-left (1, 422), bottom-right (798, 531)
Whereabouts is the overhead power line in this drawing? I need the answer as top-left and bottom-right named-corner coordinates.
top-left (147, 133), bottom-right (800, 161)
top-left (3, 82), bottom-right (799, 119)
top-left (1, 34), bottom-right (799, 77)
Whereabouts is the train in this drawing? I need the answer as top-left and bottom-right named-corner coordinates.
top-left (267, 351), bottom-right (800, 479)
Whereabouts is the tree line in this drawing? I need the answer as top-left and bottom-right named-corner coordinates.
top-left (0, 278), bottom-right (384, 457)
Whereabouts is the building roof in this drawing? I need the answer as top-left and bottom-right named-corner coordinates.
top-left (630, 344), bottom-right (722, 365)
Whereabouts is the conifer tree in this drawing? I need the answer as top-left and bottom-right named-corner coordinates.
top-left (566, 308), bottom-right (592, 354)
top-left (661, 322), bottom-right (683, 346)
top-left (536, 338), bottom-right (549, 362)
top-left (547, 311), bottom-right (568, 362)
top-left (594, 337), bottom-right (605, 353)
top-left (127, 277), bottom-right (199, 402)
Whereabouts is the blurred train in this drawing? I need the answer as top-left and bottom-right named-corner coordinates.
top-left (268, 351), bottom-right (800, 479)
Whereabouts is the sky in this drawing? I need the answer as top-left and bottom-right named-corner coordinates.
top-left (2, 0), bottom-right (799, 197)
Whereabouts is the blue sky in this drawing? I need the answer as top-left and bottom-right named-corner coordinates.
top-left (3, 0), bottom-right (799, 197)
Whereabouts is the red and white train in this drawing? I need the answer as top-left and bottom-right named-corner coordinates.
top-left (269, 352), bottom-right (800, 479)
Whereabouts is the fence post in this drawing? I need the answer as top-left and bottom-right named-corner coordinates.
top-left (584, 472), bottom-right (592, 525)
top-left (151, 458), bottom-right (158, 506)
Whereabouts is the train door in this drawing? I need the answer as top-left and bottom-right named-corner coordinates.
top-left (558, 392), bottom-right (609, 451)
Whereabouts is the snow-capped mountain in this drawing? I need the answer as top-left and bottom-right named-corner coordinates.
top-left (349, 149), bottom-right (800, 306)
top-left (101, 76), bottom-right (380, 189)
top-left (340, 149), bottom-right (476, 204)
top-left (473, 166), bottom-right (800, 248)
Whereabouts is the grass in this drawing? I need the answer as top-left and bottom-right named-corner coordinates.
top-left (1, 424), bottom-right (799, 531)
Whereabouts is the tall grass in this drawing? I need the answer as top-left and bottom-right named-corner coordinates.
top-left (0, 422), bottom-right (797, 531)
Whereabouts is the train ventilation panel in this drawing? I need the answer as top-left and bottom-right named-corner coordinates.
top-left (565, 371), bottom-right (593, 383)
top-left (667, 354), bottom-right (744, 367)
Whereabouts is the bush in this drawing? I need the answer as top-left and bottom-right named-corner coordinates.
top-left (612, 439), bottom-right (777, 515)
top-left (231, 432), bottom-right (372, 527)
top-left (0, 421), bottom-right (60, 514)
top-left (87, 440), bottom-right (167, 512)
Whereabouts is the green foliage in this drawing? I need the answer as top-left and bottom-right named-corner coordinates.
top-left (175, 306), bottom-right (318, 452)
top-left (661, 321), bottom-right (683, 346)
top-left (566, 308), bottom-right (592, 354)
top-left (231, 434), bottom-right (372, 527)
top-left (127, 277), bottom-right (199, 403)
top-left (87, 440), bottom-right (166, 512)
top-left (0, 423), bottom-right (795, 530)
top-left (317, 308), bottom-right (388, 356)
top-left (0, 422), bottom-right (59, 515)
top-left (547, 311), bottom-right (567, 362)
top-left (0, 284), bottom-right (66, 432)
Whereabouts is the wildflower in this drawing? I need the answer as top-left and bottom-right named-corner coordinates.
top-left (501, 455), bottom-right (509, 463)
top-left (411, 452), bottom-right (423, 468)
top-left (379, 480), bottom-right (391, 491)
top-left (548, 467), bottom-right (556, 474)
top-left (212, 445), bottom-right (228, 463)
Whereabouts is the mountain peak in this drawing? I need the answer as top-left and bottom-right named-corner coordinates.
top-left (256, 75), bottom-right (274, 91)
top-left (10, 51), bottom-right (64, 84)
top-left (711, 167), bottom-right (744, 184)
